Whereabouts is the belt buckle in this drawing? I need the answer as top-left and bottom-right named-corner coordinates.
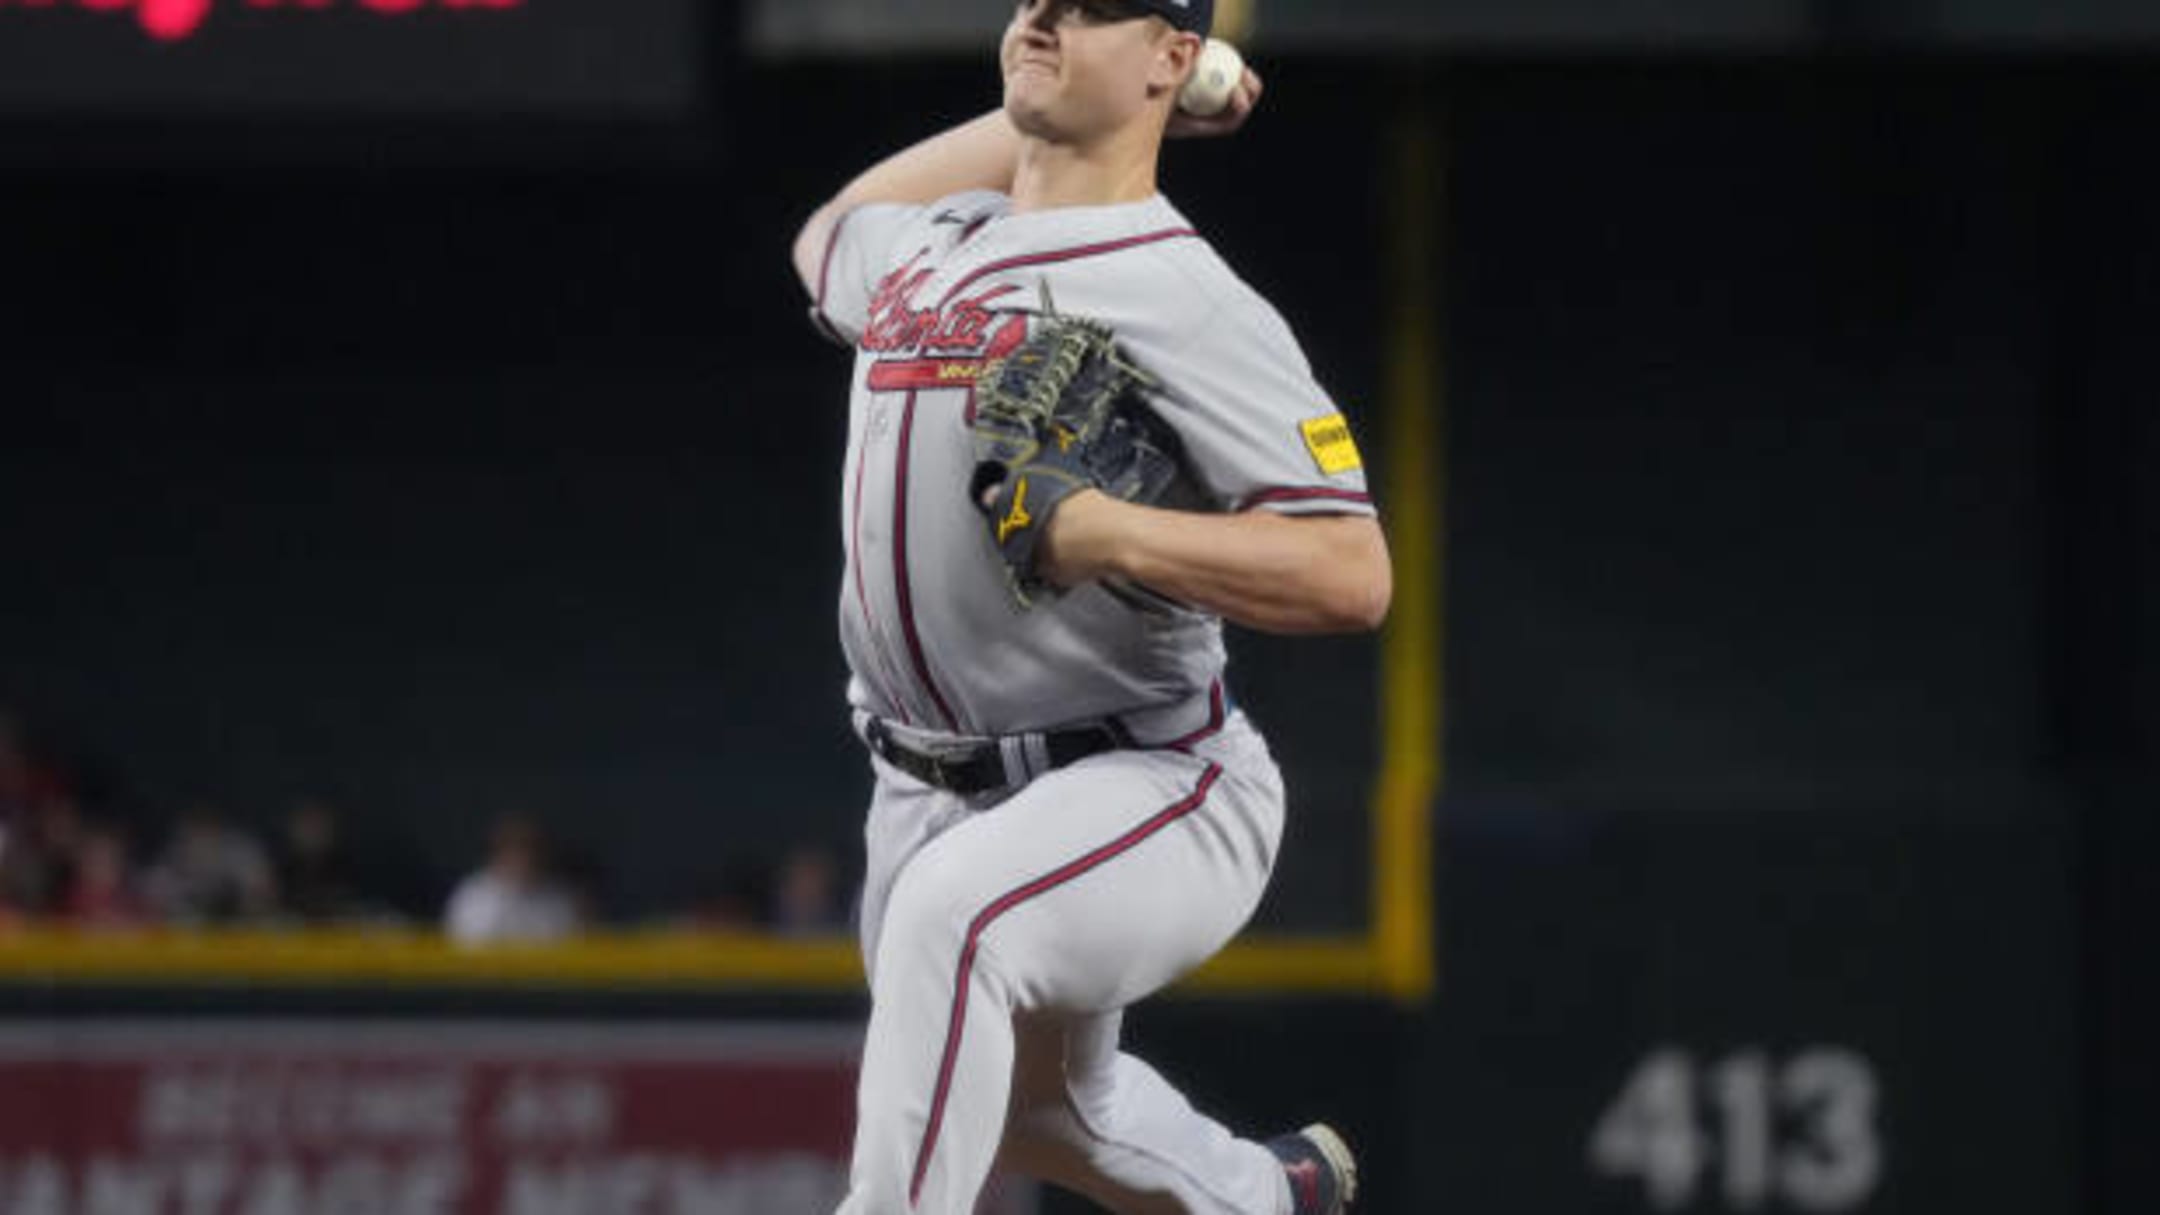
top-left (925, 751), bottom-right (960, 791)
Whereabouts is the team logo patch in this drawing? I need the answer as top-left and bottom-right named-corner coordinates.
top-left (1300, 414), bottom-right (1363, 475)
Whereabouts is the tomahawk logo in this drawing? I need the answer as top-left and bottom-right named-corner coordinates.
top-left (0, 0), bottom-right (523, 44)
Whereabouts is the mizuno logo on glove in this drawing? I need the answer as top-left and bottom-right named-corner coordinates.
top-left (968, 283), bottom-right (1189, 607)
top-left (997, 479), bottom-right (1035, 543)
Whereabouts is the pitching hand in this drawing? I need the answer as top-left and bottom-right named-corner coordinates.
top-left (1168, 67), bottom-right (1264, 140)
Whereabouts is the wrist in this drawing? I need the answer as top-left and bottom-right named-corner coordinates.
top-left (1042, 490), bottom-right (1131, 586)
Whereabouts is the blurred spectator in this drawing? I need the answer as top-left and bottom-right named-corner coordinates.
top-left (772, 846), bottom-right (848, 936)
top-left (273, 798), bottom-right (367, 923)
top-left (63, 823), bottom-right (150, 929)
top-left (0, 712), bottom-right (69, 824)
top-left (0, 714), bottom-right (28, 837)
top-left (145, 804), bottom-right (278, 924)
top-left (444, 814), bottom-right (582, 945)
top-left (0, 713), bottom-right (72, 887)
top-left (0, 795), bottom-right (86, 918)
top-left (681, 860), bottom-right (772, 934)
top-left (548, 841), bottom-right (607, 930)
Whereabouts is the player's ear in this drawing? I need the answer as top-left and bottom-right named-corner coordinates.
top-left (1149, 29), bottom-right (1202, 94)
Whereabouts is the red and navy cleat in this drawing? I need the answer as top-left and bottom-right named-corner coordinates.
top-left (1266, 1123), bottom-right (1359, 1215)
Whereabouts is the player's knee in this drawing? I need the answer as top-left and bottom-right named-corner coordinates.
top-left (995, 1112), bottom-right (1081, 1183)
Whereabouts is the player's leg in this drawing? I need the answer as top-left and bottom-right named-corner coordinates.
top-left (999, 1009), bottom-right (1292, 1215)
top-left (836, 726), bottom-right (1283, 1215)
top-left (854, 752), bottom-right (973, 988)
top-left (838, 758), bottom-right (971, 1213)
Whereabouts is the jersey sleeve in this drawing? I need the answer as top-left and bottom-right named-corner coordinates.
top-left (805, 202), bottom-right (924, 347)
top-left (1145, 291), bottom-right (1377, 517)
top-left (806, 190), bottom-right (1011, 347)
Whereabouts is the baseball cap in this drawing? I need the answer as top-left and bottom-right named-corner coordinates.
top-left (1127, 0), bottom-right (1212, 35)
top-left (1054, 0), bottom-right (1211, 35)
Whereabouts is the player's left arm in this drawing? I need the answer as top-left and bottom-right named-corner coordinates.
top-left (1041, 496), bottom-right (1391, 636)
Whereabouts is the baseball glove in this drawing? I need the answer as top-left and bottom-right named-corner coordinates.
top-left (968, 306), bottom-right (1187, 606)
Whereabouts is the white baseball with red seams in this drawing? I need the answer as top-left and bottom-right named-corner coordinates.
top-left (809, 187), bottom-right (1374, 1214)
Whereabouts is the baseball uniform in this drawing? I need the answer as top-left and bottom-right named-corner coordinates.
top-left (809, 187), bottom-right (1373, 1214)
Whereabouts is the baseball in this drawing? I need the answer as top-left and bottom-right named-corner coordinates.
top-left (1178, 39), bottom-right (1245, 118)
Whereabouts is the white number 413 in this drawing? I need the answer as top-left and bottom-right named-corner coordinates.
top-left (1588, 1047), bottom-right (1882, 1212)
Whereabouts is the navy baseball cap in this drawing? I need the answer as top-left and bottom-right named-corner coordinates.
top-left (1023, 1), bottom-right (1213, 36)
top-left (1129, 0), bottom-right (1212, 34)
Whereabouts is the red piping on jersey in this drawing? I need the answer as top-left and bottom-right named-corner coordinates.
top-left (908, 762), bottom-right (1225, 1207)
top-left (815, 209), bottom-right (850, 326)
top-left (1159, 679), bottom-right (1228, 753)
top-left (935, 227), bottom-right (1200, 310)
top-left (851, 421), bottom-right (911, 724)
top-left (893, 391), bottom-right (963, 732)
top-left (1242, 486), bottom-right (1375, 510)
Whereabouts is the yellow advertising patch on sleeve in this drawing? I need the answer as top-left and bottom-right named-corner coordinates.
top-left (1300, 413), bottom-right (1364, 475)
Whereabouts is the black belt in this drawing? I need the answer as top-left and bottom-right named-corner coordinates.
top-left (863, 717), bottom-right (1124, 795)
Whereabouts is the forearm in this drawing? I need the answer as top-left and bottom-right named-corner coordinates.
top-left (1048, 494), bottom-right (1392, 635)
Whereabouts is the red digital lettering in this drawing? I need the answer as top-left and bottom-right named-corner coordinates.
top-left (0, 0), bottom-right (528, 42)
top-left (140, 0), bottom-right (213, 40)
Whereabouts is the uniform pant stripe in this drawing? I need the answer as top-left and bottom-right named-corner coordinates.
top-left (1160, 679), bottom-right (1228, 753)
top-left (906, 762), bottom-right (1225, 1207)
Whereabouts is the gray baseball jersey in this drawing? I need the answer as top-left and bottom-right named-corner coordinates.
top-left (814, 187), bottom-right (1371, 1215)
top-left (811, 189), bottom-right (1375, 742)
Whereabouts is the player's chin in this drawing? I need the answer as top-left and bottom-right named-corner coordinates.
top-left (1002, 88), bottom-right (1064, 139)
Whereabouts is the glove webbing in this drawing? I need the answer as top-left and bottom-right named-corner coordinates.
top-left (1011, 320), bottom-right (1110, 422)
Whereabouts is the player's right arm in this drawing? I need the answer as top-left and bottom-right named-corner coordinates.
top-left (789, 110), bottom-right (1025, 299)
top-left (789, 62), bottom-right (1264, 298)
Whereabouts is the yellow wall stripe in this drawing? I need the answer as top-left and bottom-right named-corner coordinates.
top-left (0, 930), bottom-right (1384, 997)
top-left (1370, 96), bottom-right (1445, 1003)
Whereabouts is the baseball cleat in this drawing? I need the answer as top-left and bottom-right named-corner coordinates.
top-left (1266, 1123), bottom-right (1358, 1215)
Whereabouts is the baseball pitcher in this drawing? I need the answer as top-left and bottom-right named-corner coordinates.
top-left (789, 2), bottom-right (1391, 1211)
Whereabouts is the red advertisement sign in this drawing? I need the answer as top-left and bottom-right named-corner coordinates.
top-left (0, 1022), bottom-right (1035, 1214)
top-left (0, 0), bottom-right (526, 46)
top-left (0, 0), bottom-right (698, 115)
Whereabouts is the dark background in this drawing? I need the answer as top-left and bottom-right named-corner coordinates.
top-left (1, 6), bottom-right (2153, 1213)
